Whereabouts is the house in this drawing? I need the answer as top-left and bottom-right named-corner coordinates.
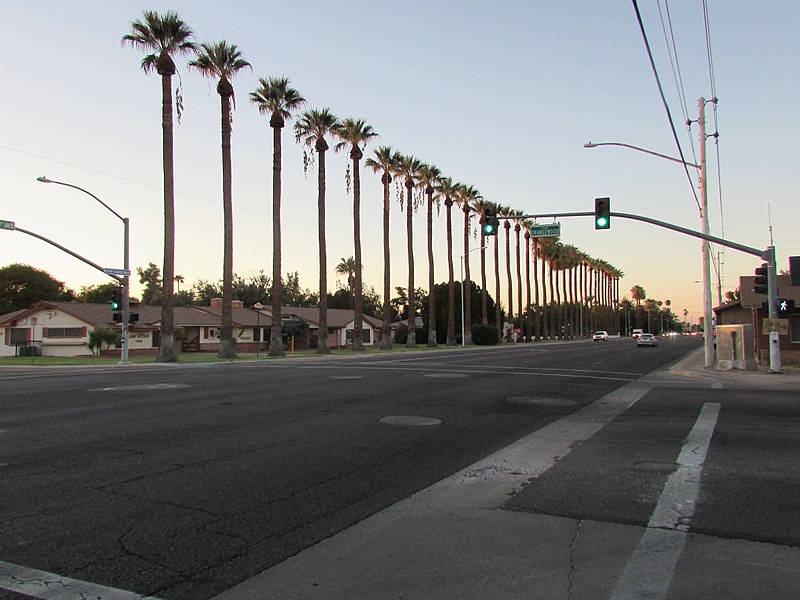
top-left (1, 299), bottom-right (383, 358)
top-left (714, 273), bottom-right (800, 366)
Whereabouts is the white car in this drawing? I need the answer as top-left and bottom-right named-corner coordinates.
top-left (637, 333), bottom-right (658, 347)
top-left (592, 330), bottom-right (608, 342)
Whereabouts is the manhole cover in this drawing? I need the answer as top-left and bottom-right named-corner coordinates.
top-left (379, 415), bottom-right (442, 427)
top-left (425, 373), bottom-right (467, 379)
top-left (506, 396), bottom-right (578, 407)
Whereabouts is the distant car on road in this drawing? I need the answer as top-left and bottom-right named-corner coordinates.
top-left (637, 333), bottom-right (658, 347)
top-left (592, 330), bottom-right (608, 342)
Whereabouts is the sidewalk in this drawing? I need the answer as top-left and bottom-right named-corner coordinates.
top-left (668, 346), bottom-right (800, 389)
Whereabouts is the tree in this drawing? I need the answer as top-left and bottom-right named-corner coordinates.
top-left (137, 262), bottom-right (163, 305)
top-left (250, 76), bottom-right (306, 357)
top-left (456, 184), bottom-right (480, 344)
top-left (123, 10), bottom-right (196, 363)
top-left (190, 41), bottom-right (251, 359)
top-left (630, 285), bottom-right (646, 309)
top-left (365, 146), bottom-right (402, 350)
top-left (87, 327), bottom-right (120, 356)
top-left (434, 176), bottom-right (460, 345)
top-left (0, 264), bottom-right (75, 313)
top-left (416, 163), bottom-right (442, 346)
top-left (395, 155), bottom-right (422, 348)
top-left (77, 282), bottom-right (121, 304)
top-left (335, 257), bottom-right (357, 306)
top-left (294, 108), bottom-right (341, 354)
top-left (335, 118), bottom-right (378, 352)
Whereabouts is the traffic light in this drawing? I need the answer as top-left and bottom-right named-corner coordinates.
top-left (129, 313), bottom-right (139, 324)
top-left (790, 256), bottom-right (800, 286)
top-left (482, 206), bottom-right (499, 236)
top-left (110, 287), bottom-right (122, 311)
top-left (594, 197), bottom-right (610, 230)
top-left (753, 263), bottom-right (768, 295)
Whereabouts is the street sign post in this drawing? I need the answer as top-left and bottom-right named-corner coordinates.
top-left (529, 223), bottom-right (561, 237)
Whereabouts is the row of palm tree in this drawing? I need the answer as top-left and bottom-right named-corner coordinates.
top-left (122, 10), bottom-right (624, 361)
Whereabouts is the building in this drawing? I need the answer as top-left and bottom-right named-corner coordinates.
top-left (714, 273), bottom-right (800, 366)
top-left (0, 299), bottom-right (383, 358)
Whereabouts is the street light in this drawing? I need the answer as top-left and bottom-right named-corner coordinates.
top-left (253, 302), bottom-right (264, 358)
top-left (460, 246), bottom-right (486, 348)
top-left (583, 113), bottom-right (714, 369)
top-left (37, 176), bottom-right (131, 364)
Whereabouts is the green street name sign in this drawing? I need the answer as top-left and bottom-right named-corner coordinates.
top-left (529, 223), bottom-right (560, 237)
top-left (0, 219), bottom-right (15, 231)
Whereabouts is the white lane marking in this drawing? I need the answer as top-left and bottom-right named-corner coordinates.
top-left (0, 559), bottom-right (162, 599)
top-left (610, 402), bottom-right (721, 600)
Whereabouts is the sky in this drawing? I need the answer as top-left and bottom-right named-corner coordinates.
top-left (2, 1), bottom-right (798, 325)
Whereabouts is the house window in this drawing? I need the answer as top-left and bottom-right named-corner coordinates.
top-left (346, 329), bottom-right (371, 344)
top-left (790, 315), bottom-right (800, 343)
top-left (9, 328), bottom-right (28, 345)
top-left (45, 327), bottom-right (84, 338)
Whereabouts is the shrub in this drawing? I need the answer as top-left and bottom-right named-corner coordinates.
top-left (471, 323), bottom-right (499, 345)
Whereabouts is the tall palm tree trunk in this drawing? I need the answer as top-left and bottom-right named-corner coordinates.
top-left (480, 232), bottom-right (488, 324)
top-left (426, 188), bottom-right (437, 346)
top-left (316, 145), bottom-right (330, 354)
top-left (380, 173), bottom-right (392, 349)
top-left (445, 199), bottom-right (456, 345)
top-left (268, 122), bottom-right (285, 356)
top-left (463, 204), bottom-right (472, 345)
top-left (352, 151), bottom-right (365, 351)
top-left (158, 71), bottom-right (177, 362)
top-left (515, 224), bottom-right (523, 337)
top-left (406, 182), bottom-right (416, 348)
top-left (505, 223), bottom-right (513, 340)
top-left (494, 234), bottom-right (501, 337)
top-left (540, 251), bottom-right (548, 339)
top-left (219, 92), bottom-right (235, 358)
top-left (524, 232), bottom-right (531, 342)
top-left (533, 239), bottom-right (541, 341)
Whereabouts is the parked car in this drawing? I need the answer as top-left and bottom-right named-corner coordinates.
top-left (592, 330), bottom-right (608, 342)
top-left (637, 333), bottom-right (658, 347)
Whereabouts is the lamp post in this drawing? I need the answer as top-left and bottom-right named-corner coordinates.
top-left (583, 99), bottom-right (714, 368)
top-left (460, 246), bottom-right (485, 348)
top-left (253, 302), bottom-right (263, 358)
top-left (37, 176), bottom-right (131, 364)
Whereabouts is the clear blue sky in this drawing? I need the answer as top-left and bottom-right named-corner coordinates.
top-left (2, 1), bottom-right (798, 323)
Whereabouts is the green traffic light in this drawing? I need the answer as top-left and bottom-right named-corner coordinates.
top-left (596, 217), bottom-right (608, 228)
top-left (483, 222), bottom-right (496, 235)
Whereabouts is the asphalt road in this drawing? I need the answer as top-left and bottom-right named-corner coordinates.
top-left (3, 335), bottom-right (798, 599)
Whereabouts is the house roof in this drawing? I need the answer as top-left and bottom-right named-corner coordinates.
top-left (1, 301), bottom-right (382, 332)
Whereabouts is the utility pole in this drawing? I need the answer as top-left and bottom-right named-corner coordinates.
top-left (765, 245), bottom-right (782, 373)
top-left (699, 97), bottom-right (714, 368)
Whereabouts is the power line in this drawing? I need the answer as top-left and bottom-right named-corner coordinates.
top-left (631, 0), bottom-right (701, 213)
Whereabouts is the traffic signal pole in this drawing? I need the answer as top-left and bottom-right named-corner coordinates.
top-left (518, 210), bottom-right (782, 373)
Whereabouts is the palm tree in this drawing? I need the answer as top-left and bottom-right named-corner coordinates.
top-left (631, 284), bottom-right (646, 309)
top-left (122, 11), bottom-right (196, 363)
top-left (472, 197), bottom-right (494, 325)
top-left (250, 76), bottom-right (306, 357)
top-left (189, 41), bottom-right (251, 359)
top-left (499, 205), bottom-right (515, 339)
top-left (295, 108), bottom-right (341, 354)
top-left (395, 154), bottom-right (422, 348)
top-left (335, 256), bottom-right (357, 306)
top-left (365, 146), bottom-right (401, 350)
top-left (416, 163), bottom-right (442, 346)
top-left (456, 184), bottom-right (480, 344)
top-left (435, 177), bottom-right (460, 345)
top-left (493, 204), bottom-right (510, 338)
top-left (513, 212), bottom-right (525, 336)
top-left (334, 118), bottom-right (378, 352)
